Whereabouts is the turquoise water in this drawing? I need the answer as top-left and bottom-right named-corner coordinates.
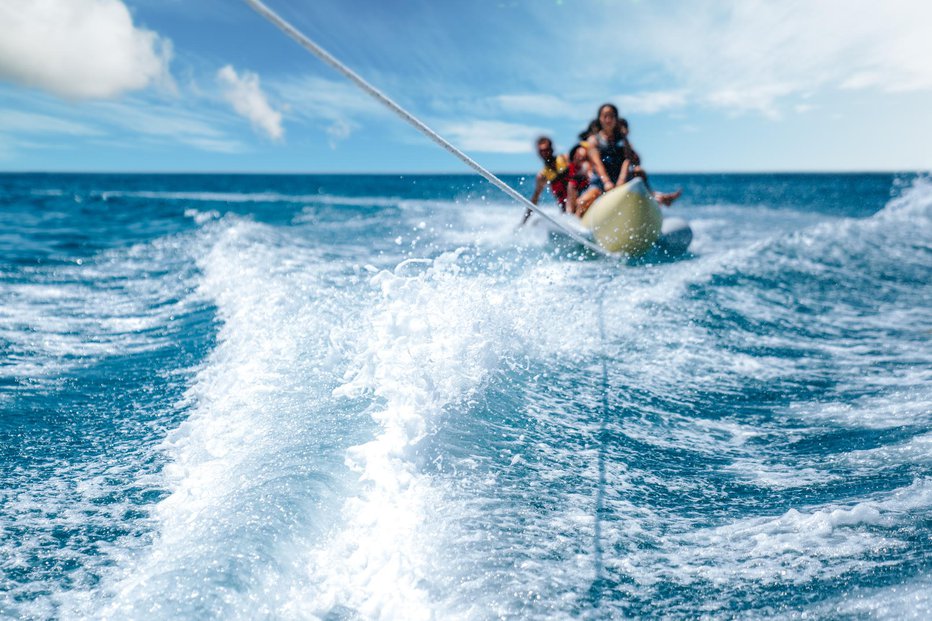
top-left (1, 172), bottom-right (930, 619)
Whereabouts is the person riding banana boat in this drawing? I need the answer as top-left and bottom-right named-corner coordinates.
top-left (521, 136), bottom-right (602, 224)
top-left (584, 103), bottom-right (681, 206)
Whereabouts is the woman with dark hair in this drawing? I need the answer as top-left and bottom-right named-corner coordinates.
top-left (586, 104), bottom-right (682, 205)
top-left (586, 103), bottom-right (628, 192)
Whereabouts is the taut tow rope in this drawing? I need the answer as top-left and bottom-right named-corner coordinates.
top-left (243, 0), bottom-right (609, 257)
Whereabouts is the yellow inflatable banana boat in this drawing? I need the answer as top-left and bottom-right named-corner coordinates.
top-left (581, 177), bottom-right (663, 257)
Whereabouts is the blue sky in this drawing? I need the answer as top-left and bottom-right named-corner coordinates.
top-left (1, 0), bottom-right (930, 173)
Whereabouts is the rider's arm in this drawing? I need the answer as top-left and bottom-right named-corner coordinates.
top-left (521, 173), bottom-right (547, 225)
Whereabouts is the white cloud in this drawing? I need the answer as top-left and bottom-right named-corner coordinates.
top-left (705, 83), bottom-right (798, 120)
top-left (271, 74), bottom-right (386, 145)
top-left (558, 0), bottom-right (932, 117)
top-left (440, 119), bottom-right (549, 154)
top-left (0, 135), bottom-right (12, 160)
top-left (486, 90), bottom-right (686, 123)
top-left (493, 94), bottom-right (576, 118)
top-left (217, 65), bottom-right (284, 141)
top-left (672, 1), bottom-right (929, 112)
top-left (0, 0), bottom-right (172, 100)
top-left (94, 99), bottom-right (245, 153)
top-left (326, 118), bottom-right (353, 148)
top-left (0, 109), bottom-right (101, 136)
top-left (611, 90), bottom-right (688, 115)
top-left (0, 83), bottom-right (245, 154)
top-left (176, 136), bottom-right (245, 154)
top-left (271, 75), bottom-right (555, 153)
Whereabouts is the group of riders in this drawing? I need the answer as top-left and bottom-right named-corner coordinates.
top-left (523, 103), bottom-right (681, 223)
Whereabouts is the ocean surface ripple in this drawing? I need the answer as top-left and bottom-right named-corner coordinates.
top-left (1, 172), bottom-right (929, 620)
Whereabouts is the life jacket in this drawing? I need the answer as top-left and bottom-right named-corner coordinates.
top-left (568, 162), bottom-right (590, 193)
top-left (595, 133), bottom-right (627, 184)
top-left (540, 155), bottom-right (570, 207)
top-left (540, 155), bottom-right (569, 183)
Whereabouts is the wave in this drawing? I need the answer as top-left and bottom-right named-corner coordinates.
top-left (290, 250), bottom-right (527, 618)
top-left (0, 230), bottom-right (212, 618)
top-left (0, 234), bottom-right (204, 394)
top-left (41, 216), bottom-right (369, 619)
top-left (9, 174), bottom-right (927, 619)
top-left (87, 189), bottom-right (466, 213)
top-left (601, 477), bottom-right (932, 595)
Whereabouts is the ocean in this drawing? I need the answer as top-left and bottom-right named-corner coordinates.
top-left (0, 171), bottom-right (930, 620)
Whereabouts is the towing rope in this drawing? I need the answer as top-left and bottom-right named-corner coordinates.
top-left (243, 0), bottom-right (609, 257)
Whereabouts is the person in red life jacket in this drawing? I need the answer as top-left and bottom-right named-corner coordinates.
top-left (521, 136), bottom-right (571, 224)
top-left (618, 117), bottom-right (682, 206)
top-left (566, 142), bottom-right (602, 217)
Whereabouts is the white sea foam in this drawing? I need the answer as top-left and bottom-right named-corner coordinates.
top-left (459, 199), bottom-right (551, 246)
top-left (42, 217), bottom-right (365, 620)
top-left (272, 246), bottom-right (656, 618)
top-left (0, 235), bottom-right (200, 393)
top-left (607, 478), bottom-right (932, 590)
top-left (183, 207), bottom-right (221, 224)
top-left (840, 432), bottom-right (932, 469)
top-left (99, 189), bottom-right (410, 209)
top-left (807, 575), bottom-right (932, 620)
top-left (722, 458), bottom-right (842, 489)
top-left (282, 250), bottom-right (509, 619)
top-left (0, 458), bottom-right (164, 615)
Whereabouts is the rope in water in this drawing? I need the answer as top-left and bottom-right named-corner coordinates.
top-left (243, 0), bottom-right (609, 257)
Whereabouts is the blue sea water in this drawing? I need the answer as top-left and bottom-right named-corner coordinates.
top-left (0, 171), bottom-right (930, 620)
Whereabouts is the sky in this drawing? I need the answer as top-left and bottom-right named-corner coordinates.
top-left (1, 0), bottom-right (931, 174)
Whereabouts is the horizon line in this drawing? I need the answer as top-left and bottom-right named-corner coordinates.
top-left (1, 169), bottom-right (928, 176)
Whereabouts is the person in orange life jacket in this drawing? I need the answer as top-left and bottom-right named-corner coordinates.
top-left (617, 117), bottom-right (682, 206)
top-left (521, 136), bottom-right (571, 224)
top-left (565, 142), bottom-right (602, 217)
